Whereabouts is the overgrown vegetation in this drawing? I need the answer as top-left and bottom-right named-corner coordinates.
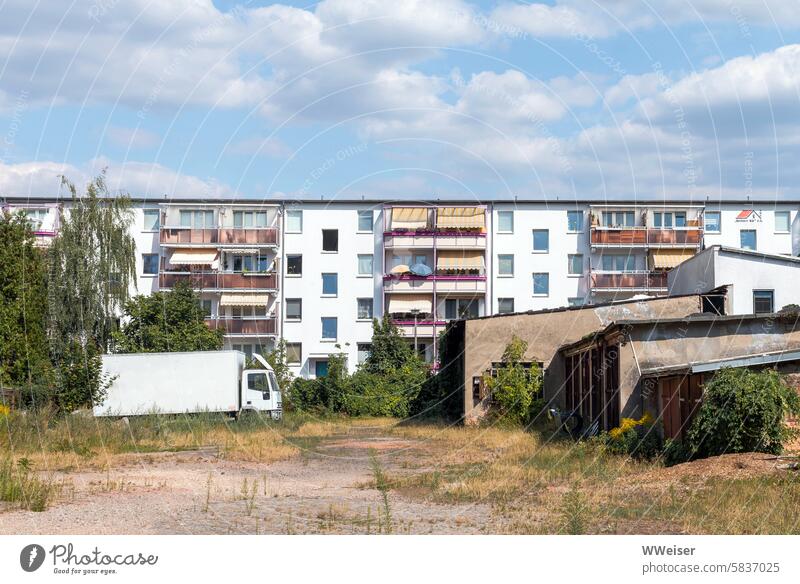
top-left (112, 282), bottom-right (223, 353)
top-left (482, 335), bottom-right (543, 426)
top-left (682, 367), bottom-right (800, 460)
top-left (289, 316), bottom-right (429, 416)
top-left (604, 413), bottom-right (661, 460)
top-left (0, 458), bottom-right (57, 512)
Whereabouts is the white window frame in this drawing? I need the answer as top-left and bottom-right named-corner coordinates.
top-left (497, 211), bottom-right (514, 233)
top-left (286, 210), bottom-right (303, 233)
top-left (775, 211), bottom-right (791, 234)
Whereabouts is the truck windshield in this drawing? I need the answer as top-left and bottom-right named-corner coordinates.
top-left (268, 371), bottom-right (280, 393)
top-left (247, 372), bottom-right (269, 392)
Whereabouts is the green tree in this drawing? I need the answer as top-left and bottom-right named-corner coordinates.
top-left (684, 368), bottom-right (800, 459)
top-left (112, 282), bottom-right (223, 352)
top-left (482, 335), bottom-right (542, 426)
top-left (52, 341), bottom-right (113, 413)
top-left (0, 211), bottom-right (50, 388)
top-left (362, 315), bottom-right (415, 375)
top-left (263, 339), bottom-right (294, 392)
top-left (48, 172), bottom-right (136, 357)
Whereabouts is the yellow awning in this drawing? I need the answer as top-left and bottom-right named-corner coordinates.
top-left (436, 207), bottom-right (485, 229)
top-left (387, 295), bottom-right (433, 314)
top-left (436, 250), bottom-right (485, 271)
top-left (169, 249), bottom-right (219, 266)
top-left (649, 250), bottom-right (695, 269)
top-left (391, 207), bottom-right (429, 230)
top-left (220, 293), bottom-right (270, 307)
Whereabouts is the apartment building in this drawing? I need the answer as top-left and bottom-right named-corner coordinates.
top-left (3, 196), bottom-right (798, 377)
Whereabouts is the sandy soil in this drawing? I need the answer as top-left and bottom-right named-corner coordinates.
top-left (0, 433), bottom-right (495, 535)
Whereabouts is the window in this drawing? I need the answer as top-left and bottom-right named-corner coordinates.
top-left (497, 211), bottom-right (514, 233)
top-left (234, 211), bottom-right (267, 228)
top-left (286, 299), bottom-right (302, 321)
top-left (568, 254), bottom-right (583, 275)
top-left (445, 298), bottom-right (479, 320)
top-left (357, 298), bottom-right (373, 320)
top-left (497, 254), bottom-right (514, 276)
top-left (286, 254), bottom-right (302, 276)
top-left (358, 210), bottom-right (374, 232)
top-left (322, 229), bottom-right (338, 252)
top-left (142, 253), bottom-right (159, 275)
top-left (358, 254), bottom-right (373, 276)
top-left (704, 211), bottom-right (721, 233)
top-left (498, 298), bottom-right (514, 314)
top-left (675, 212), bottom-right (686, 227)
top-left (231, 305), bottom-right (266, 318)
top-left (567, 210), bottom-right (583, 232)
top-left (532, 229), bottom-right (549, 252)
top-left (179, 210), bottom-right (213, 228)
top-left (775, 211), bottom-right (791, 233)
top-left (753, 290), bottom-right (774, 314)
top-left (568, 297), bottom-right (585, 307)
top-left (247, 372), bottom-right (269, 392)
top-left (143, 209), bottom-right (160, 230)
top-left (740, 229), bottom-right (757, 250)
top-left (532, 273), bottom-right (549, 296)
top-left (286, 343), bottom-right (302, 365)
top-left (231, 254), bottom-right (269, 273)
top-left (603, 211), bottom-right (635, 227)
top-left (198, 299), bottom-right (212, 317)
top-left (357, 343), bottom-right (372, 365)
top-left (321, 317), bottom-right (338, 340)
top-left (315, 360), bottom-right (329, 377)
top-left (286, 210), bottom-right (303, 232)
top-left (23, 208), bottom-right (48, 229)
top-left (601, 254), bottom-right (635, 271)
top-left (653, 212), bottom-right (686, 228)
top-left (322, 273), bottom-right (338, 296)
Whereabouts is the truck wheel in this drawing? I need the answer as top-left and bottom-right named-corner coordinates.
top-left (270, 410), bottom-right (282, 421)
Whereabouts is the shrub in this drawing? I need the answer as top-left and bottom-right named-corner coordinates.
top-left (684, 368), bottom-right (800, 459)
top-left (482, 336), bottom-right (542, 426)
top-left (53, 341), bottom-right (114, 414)
top-left (605, 413), bottom-right (661, 459)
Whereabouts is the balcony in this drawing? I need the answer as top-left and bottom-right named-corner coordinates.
top-left (205, 317), bottom-right (277, 336)
top-left (159, 271), bottom-right (278, 291)
top-left (392, 320), bottom-right (446, 338)
top-left (383, 274), bottom-right (487, 294)
top-left (383, 231), bottom-right (486, 249)
top-left (160, 227), bottom-right (278, 247)
top-left (590, 227), bottom-right (702, 248)
top-left (590, 271), bottom-right (668, 293)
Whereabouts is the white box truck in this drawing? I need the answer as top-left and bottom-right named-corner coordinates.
top-left (94, 350), bottom-right (282, 419)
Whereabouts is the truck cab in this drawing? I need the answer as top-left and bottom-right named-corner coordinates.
top-left (241, 354), bottom-right (283, 419)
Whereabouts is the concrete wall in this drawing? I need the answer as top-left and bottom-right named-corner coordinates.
top-left (461, 294), bottom-right (703, 422)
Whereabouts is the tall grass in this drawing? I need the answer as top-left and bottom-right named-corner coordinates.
top-left (0, 459), bottom-right (57, 511)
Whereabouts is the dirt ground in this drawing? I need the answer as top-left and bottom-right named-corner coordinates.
top-left (0, 429), bottom-right (496, 534)
top-left (1, 422), bottom-right (796, 535)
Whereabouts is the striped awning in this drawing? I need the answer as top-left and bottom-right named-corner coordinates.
top-left (220, 293), bottom-right (271, 307)
top-left (391, 207), bottom-right (428, 230)
top-left (650, 250), bottom-right (695, 269)
top-left (387, 295), bottom-right (433, 314)
top-left (169, 249), bottom-right (219, 266)
top-left (436, 250), bottom-right (485, 271)
top-left (436, 207), bottom-right (485, 229)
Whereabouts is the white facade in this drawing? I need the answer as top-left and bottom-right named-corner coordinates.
top-left (4, 196), bottom-right (799, 376)
top-left (668, 245), bottom-right (800, 315)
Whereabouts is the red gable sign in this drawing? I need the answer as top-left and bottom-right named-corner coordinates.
top-left (736, 210), bottom-right (753, 220)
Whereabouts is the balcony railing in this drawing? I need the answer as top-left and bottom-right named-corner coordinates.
top-left (205, 317), bottom-right (277, 335)
top-left (159, 271), bottom-right (277, 290)
top-left (590, 271), bottom-right (668, 291)
top-left (383, 274), bottom-right (487, 293)
top-left (590, 227), bottom-right (702, 247)
top-left (160, 226), bottom-right (278, 246)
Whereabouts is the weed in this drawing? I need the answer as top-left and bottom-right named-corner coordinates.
top-left (369, 450), bottom-right (393, 534)
top-left (558, 485), bottom-right (591, 534)
top-left (0, 459), bottom-right (57, 511)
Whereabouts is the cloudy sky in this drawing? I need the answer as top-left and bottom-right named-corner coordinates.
top-left (1, 0), bottom-right (799, 201)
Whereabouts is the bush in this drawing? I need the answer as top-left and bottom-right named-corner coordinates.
top-left (53, 341), bottom-right (114, 414)
top-left (605, 413), bottom-right (661, 459)
top-left (482, 336), bottom-right (542, 426)
top-left (683, 368), bottom-right (800, 459)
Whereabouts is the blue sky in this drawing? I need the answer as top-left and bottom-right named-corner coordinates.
top-left (1, 0), bottom-right (800, 202)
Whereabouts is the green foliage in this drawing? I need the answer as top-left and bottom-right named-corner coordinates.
top-left (48, 173), bottom-right (136, 357)
top-left (605, 413), bottom-right (662, 460)
top-left (112, 282), bottom-right (223, 352)
top-left (410, 321), bottom-right (465, 421)
top-left (263, 339), bottom-right (294, 394)
top-left (53, 341), bottom-right (114, 413)
top-left (684, 368), bottom-right (800, 459)
top-left (0, 211), bottom-right (51, 388)
top-left (289, 319), bottom-right (429, 417)
top-left (482, 335), bottom-right (542, 426)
